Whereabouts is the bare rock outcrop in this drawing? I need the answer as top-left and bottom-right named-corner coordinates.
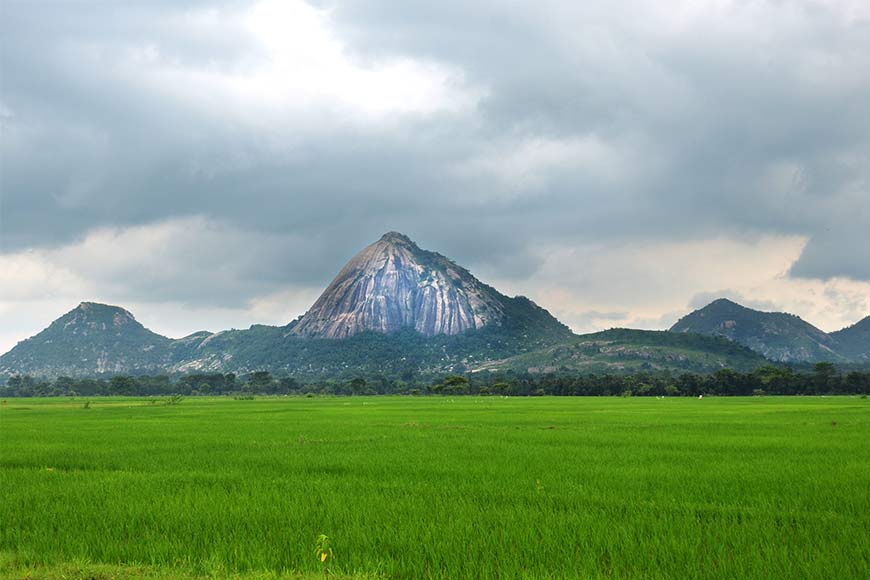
top-left (290, 232), bottom-right (505, 339)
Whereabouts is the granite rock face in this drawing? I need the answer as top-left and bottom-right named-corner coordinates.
top-left (291, 232), bottom-right (506, 339)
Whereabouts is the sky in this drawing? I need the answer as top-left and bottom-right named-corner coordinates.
top-left (1, 0), bottom-right (870, 354)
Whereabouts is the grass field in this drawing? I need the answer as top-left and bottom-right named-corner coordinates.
top-left (1, 396), bottom-right (868, 579)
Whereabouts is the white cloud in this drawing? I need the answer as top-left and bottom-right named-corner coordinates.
top-left (101, 0), bottom-right (483, 129)
top-left (0, 216), bottom-right (327, 354)
top-left (485, 235), bottom-right (870, 334)
top-left (451, 135), bottom-right (641, 197)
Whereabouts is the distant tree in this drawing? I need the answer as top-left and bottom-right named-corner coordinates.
top-left (635, 383), bottom-right (653, 396)
top-left (348, 377), bottom-right (367, 395)
top-left (442, 375), bottom-right (469, 395)
top-left (279, 376), bottom-right (300, 394)
top-left (109, 375), bottom-right (136, 396)
top-left (813, 362), bottom-right (837, 392)
top-left (492, 382), bottom-right (510, 396)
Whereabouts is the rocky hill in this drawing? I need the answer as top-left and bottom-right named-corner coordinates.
top-left (479, 328), bottom-right (769, 374)
top-left (831, 317), bottom-right (870, 362)
top-left (669, 299), bottom-right (847, 363)
top-left (290, 232), bottom-right (566, 339)
top-left (0, 302), bottom-right (172, 376)
top-left (0, 234), bottom-right (572, 378)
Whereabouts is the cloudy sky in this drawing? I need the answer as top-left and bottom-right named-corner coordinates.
top-left (2, 0), bottom-right (870, 353)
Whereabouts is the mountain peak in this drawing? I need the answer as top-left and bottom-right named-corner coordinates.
top-left (378, 231), bottom-right (415, 246)
top-left (671, 298), bottom-right (843, 363)
top-left (74, 301), bottom-right (134, 316)
top-left (291, 233), bottom-right (503, 339)
top-left (830, 316), bottom-right (870, 361)
top-left (290, 233), bottom-right (568, 340)
top-left (708, 298), bottom-right (741, 307)
top-left (0, 302), bottom-right (171, 376)
top-left (701, 298), bottom-right (752, 312)
top-left (62, 302), bottom-right (138, 329)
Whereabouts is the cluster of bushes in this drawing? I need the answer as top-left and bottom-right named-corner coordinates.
top-left (1, 363), bottom-right (868, 398)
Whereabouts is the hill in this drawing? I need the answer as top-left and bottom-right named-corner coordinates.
top-left (0, 233), bottom-right (573, 378)
top-left (669, 299), bottom-right (846, 363)
top-left (831, 317), bottom-right (870, 362)
top-left (0, 302), bottom-right (172, 376)
top-left (290, 231), bottom-right (570, 339)
top-left (4, 237), bottom-right (866, 378)
top-left (475, 328), bottom-right (769, 374)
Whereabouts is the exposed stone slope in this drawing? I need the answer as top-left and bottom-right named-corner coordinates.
top-left (291, 232), bottom-right (509, 339)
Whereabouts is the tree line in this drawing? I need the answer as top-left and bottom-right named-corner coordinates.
top-left (1, 363), bottom-right (868, 398)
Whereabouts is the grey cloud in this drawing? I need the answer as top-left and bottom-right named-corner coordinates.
top-left (790, 226), bottom-right (870, 281)
top-left (325, 0), bottom-right (870, 266)
top-left (1, 0), bottom-right (870, 321)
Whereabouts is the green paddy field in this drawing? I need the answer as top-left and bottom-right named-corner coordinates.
top-left (1, 396), bottom-right (868, 579)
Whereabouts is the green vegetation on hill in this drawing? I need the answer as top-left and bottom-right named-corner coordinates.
top-left (5, 363), bottom-right (869, 397)
top-left (670, 298), bottom-right (847, 362)
top-left (1, 305), bottom-right (770, 380)
top-left (3, 297), bottom-right (867, 380)
top-left (482, 328), bottom-right (769, 374)
top-left (1, 397), bottom-right (868, 579)
top-left (169, 319), bottom-right (572, 378)
top-left (0, 293), bottom-right (574, 379)
top-left (0, 303), bottom-right (172, 376)
top-left (831, 317), bottom-right (870, 361)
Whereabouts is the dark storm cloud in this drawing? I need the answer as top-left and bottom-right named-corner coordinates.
top-left (790, 226), bottom-right (870, 280)
top-left (2, 0), bottom-right (869, 314)
top-left (322, 0), bottom-right (870, 263)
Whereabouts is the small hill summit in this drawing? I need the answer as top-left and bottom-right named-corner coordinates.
top-left (0, 302), bottom-right (172, 376)
top-left (831, 316), bottom-right (870, 362)
top-left (58, 302), bottom-right (140, 334)
top-left (670, 298), bottom-right (849, 363)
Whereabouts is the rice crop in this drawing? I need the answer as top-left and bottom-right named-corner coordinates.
top-left (1, 396), bottom-right (868, 579)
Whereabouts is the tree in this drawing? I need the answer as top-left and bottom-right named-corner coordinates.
top-left (348, 377), bottom-right (367, 395)
top-left (813, 362), bottom-right (837, 392)
top-left (279, 377), bottom-right (300, 394)
top-left (442, 375), bottom-right (469, 395)
top-left (109, 375), bottom-right (136, 396)
top-left (248, 371), bottom-right (274, 394)
top-left (492, 382), bottom-right (510, 396)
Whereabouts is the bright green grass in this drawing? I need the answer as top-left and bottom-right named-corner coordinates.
top-left (1, 396), bottom-right (868, 579)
